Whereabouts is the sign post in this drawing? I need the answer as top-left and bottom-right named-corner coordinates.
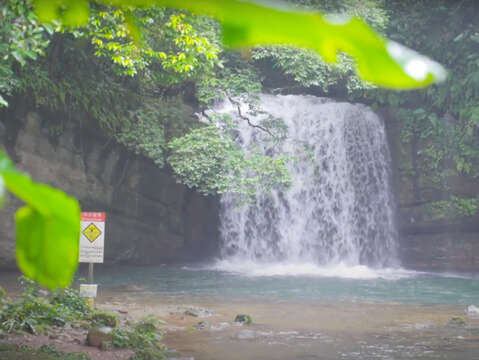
top-left (79, 212), bottom-right (105, 308)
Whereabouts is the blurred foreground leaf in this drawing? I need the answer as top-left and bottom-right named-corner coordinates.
top-left (33, 0), bottom-right (446, 89)
top-left (0, 151), bottom-right (80, 289)
top-left (0, 151), bottom-right (16, 207)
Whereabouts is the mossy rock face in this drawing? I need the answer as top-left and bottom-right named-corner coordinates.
top-left (234, 314), bottom-right (252, 325)
top-left (88, 310), bottom-right (119, 327)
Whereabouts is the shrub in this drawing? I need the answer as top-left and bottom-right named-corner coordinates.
top-left (0, 277), bottom-right (92, 334)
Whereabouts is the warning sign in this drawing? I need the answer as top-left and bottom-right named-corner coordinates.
top-left (82, 223), bottom-right (102, 243)
top-left (79, 212), bottom-right (105, 263)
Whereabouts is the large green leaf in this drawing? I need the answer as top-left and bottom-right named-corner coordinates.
top-left (32, 0), bottom-right (446, 89)
top-left (0, 151), bottom-right (16, 207)
top-left (0, 151), bottom-right (80, 289)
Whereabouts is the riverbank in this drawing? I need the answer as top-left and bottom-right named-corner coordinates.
top-left (2, 289), bottom-right (479, 360)
top-left (3, 266), bottom-right (479, 360)
top-left (99, 292), bottom-right (479, 360)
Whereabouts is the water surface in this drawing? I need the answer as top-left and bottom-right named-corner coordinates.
top-left (90, 263), bottom-right (479, 306)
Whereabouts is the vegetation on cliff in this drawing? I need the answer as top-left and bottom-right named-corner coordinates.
top-left (370, 0), bottom-right (479, 219)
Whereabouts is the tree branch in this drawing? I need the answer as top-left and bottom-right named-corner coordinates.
top-left (226, 95), bottom-right (274, 137)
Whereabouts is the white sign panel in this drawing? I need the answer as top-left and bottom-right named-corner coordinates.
top-left (79, 212), bottom-right (105, 263)
top-left (79, 284), bottom-right (98, 298)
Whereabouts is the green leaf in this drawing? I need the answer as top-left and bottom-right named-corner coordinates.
top-left (1, 169), bottom-right (80, 289)
top-left (161, 0), bottom-right (446, 89)
top-left (0, 175), bottom-right (4, 208)
top-left (0, 151), bottom-right (16, 173)
top-left (0, 151), bottom-right (15, 206)
top-left (63, 0), bottom-right (90, 27)
top-left (32, 0), bottom-right (446, 89)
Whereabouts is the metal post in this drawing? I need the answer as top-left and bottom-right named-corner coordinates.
top-left (87, 263), bottom-right (95, 309)
top-left (88, 263), bottom-right (94, 284)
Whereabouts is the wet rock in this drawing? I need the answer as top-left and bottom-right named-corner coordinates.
top-left (194, 321), bottom-right (208, 330)
top-left (184, 307), bottom-right (213, 318)
top-left (234, 314), bottom-right (252, 325)
top-left (87, 326), bottom-right (113, 348)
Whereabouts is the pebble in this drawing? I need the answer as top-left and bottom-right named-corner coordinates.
top-left (194, 321), bottom-right (208, 330)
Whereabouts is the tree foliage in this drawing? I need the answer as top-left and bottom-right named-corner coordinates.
top-left (361, 0), bottom-right (479, 218)
top-left (168, 124), bottom-right (290, 199)
top-left (0, 0), bottom-right (52, 106)
top-left (29, 0), bottom-right (445, 89)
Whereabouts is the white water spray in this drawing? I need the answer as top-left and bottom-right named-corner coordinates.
top-left (215, 95), bottom-right (399, 277)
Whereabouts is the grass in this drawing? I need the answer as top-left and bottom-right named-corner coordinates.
top-left (0, 343), bottom-right (90, 360)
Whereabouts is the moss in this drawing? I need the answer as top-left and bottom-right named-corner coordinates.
top-left (88, 309), bottom-right (119, 328)
top-left (0, 286), bottom-right (6, 300)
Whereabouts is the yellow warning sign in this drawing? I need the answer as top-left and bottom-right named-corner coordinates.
top-left (82, 223), bottom-right (102, 243)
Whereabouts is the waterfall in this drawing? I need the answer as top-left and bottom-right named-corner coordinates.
top-left (216, 95), bottom-right (399, 273)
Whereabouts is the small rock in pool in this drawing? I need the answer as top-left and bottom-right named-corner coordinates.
top-left (234, 314), bottom-right (252, 325)
top-left (184, 307), bottom-right (213, 318)
top-left (194, 321), bottom-right (208, 330)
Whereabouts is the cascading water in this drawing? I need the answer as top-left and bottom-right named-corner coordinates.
top-left (214, 95), bottom-right (399, 275)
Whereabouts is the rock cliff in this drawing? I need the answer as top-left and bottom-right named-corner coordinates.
top-left (0, 110), bottom-right (219, 269)
top-left (384, 109), bottom-right (479, 272)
